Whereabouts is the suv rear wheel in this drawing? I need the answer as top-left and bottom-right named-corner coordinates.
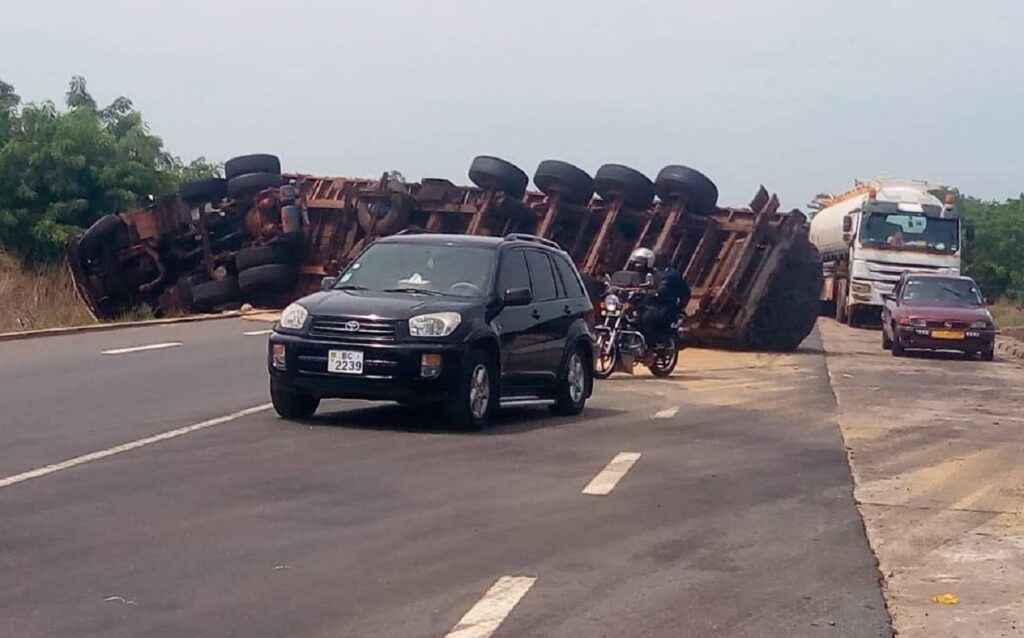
top-left (445, 349), bottom-right (496, 431)
top-left (551, 347), bottom-right (590, 416)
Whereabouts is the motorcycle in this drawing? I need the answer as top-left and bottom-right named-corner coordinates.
top-left (593, 276), bottom-right (687, 379)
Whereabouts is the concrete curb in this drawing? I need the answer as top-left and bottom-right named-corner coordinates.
top-left (0, 311), bottom-right (247, 343)
top-left (996, 335), bottom-right (1024, 361)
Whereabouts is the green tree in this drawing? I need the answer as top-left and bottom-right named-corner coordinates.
top-left (0, 76), bottom-right (219, 264)
top-left (961, 195), bottom-right (1024, 302)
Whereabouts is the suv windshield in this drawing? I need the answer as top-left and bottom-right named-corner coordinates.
top-left (335, 242), bottom-right (496, 298)
top-left (901, 278), bottom-right (983, 307)
top-left (860, 213), bottom-right (959, 254)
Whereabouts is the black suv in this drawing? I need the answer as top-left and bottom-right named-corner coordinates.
top-left (267, 233), bottom-right (595, 430)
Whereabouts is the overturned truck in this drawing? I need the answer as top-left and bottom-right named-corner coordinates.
top-left (70, 154), bottom-right (821, 350)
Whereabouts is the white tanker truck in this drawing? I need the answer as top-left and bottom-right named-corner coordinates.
top-left (809, 179), bottom-right (969, 326)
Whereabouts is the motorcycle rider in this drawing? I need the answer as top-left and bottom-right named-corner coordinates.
top-left (618, 248), bottom-right (689, 346)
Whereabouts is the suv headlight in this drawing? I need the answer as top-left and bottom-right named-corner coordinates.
top-left (279, 303), bottom-right (309, 330)
top-left (409, 312), bottom-right (461, 337)
top-left (970, 320), bottom-right (992, 329)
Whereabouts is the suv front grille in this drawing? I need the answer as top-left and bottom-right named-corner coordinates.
top-left (925, 320), bottom-right (969, 330)
top-left (308, 316), bottom-right (397, 343)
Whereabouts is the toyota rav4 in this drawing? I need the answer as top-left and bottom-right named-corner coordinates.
top-left (267, 233), bottom-right (595, 430)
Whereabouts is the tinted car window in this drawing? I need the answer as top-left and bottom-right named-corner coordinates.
top-left (553, 255), bottom-right (586, 299)
top-left (498, 249), bottom-right (531, 295)
top-left (526, 250), bottom-right (558, 301)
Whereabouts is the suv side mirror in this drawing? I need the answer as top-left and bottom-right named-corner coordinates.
top-left (965, 224), bottom-right (976, 242)
top-left (321, 276), bottom-right (337, 291)
top-left (503, 287), bottom-right (532, 307)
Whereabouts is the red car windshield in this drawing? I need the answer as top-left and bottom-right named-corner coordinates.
top-left (901, 278), bottom-right (983, 307)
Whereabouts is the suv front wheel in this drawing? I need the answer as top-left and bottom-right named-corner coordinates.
top-left (445, 349), bottom-right (496, 431)
top-left (271, 378), bottom-right (320, 419)
top-left (551, 347), bottom-right (590, 416)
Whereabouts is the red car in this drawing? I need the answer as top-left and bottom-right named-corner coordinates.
top-left (881, 273), bottom-right (996, 360)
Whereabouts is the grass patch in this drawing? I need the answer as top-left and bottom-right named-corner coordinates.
top-left (0, 251), bottom-right (98, 332)
top-left (990, 299), bottom-right (1024, 340)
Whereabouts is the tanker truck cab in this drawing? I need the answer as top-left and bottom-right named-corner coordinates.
top-left (810, 179), bottom-right (964, 327)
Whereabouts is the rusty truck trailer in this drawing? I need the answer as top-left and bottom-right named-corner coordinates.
top-left (70, 155), bottom-right (821, 351)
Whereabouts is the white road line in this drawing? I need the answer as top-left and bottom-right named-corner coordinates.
top-left (653, 406), bottom-right (679, 419)
top-left (582, 452), bottom-right (642, 496)
top-left (444, 576), bottom-right (536, 638)
top-left (0, 404), bottom-right (272, 489)
top-left (243, 329), bottom-right (273, 336)
top-left (101, 342), bottom-right (182, 355)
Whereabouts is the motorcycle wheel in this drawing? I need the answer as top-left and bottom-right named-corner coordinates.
top-left (649, 343), bottom-right (679, 378)
top-left (594, 334), bottom-right (618, 379)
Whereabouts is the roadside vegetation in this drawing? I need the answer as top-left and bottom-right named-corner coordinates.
top-left (0, 250), bottom-right (95, 331)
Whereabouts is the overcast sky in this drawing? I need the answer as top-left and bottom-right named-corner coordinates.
top-left (3, 0), bottom-right (1022, 208)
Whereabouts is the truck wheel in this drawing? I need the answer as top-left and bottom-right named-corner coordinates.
top-left (180, 178), bottom-right (227, 203)
top-left (444, 349), bottom-right (496, 432)
top-left (882, 327), bottom-right (893, 350)
top-left (594, 164), bottom-right (655, 210)
top-left (191, 277), bottom-right (240, 311)
top-left (270, 378), bottom-right (319, 419)
top-left (235, 242), bottom-right (297, 271)
top-left (238, 264), bottom-right (298, 294)
top-left (225, 154), bottom-right (281, 180)
top-left (834, 279), bottom-right (849, 324)
top-left (469, 156), bottom-right (529, 199)
top-left (227, 172), bottom-right (283, 199)
top-left (357, 192), bottom-right (415, 235)
top-left (654, 165), bottom-right (719, 215)
top-left (77, 215), bottom-right (129, 259)
top-left (551, 347), bottom-right (591, 416)
top-left (747, 233), bottom-right (823, 351)
top-left (534, 160), bottom-right (595, 205)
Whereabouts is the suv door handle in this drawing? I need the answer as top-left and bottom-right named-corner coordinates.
top-left (531, 309), bottom-right (542, 320)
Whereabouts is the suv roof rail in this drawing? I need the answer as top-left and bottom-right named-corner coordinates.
top-left (394, 228), bottom-right (430, 236)
top-left (503, 233), bottom-right (562, 250)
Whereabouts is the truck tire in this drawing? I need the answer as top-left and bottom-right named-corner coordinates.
top-left (469, 156), bottom-right (529, 199)
top-left (746, 233), bottom-right (823, 351)
top-left (77, 215), bottom-right (129, 259)
top-left (191, 277), bottom-right (240, 311)
top-left (835, 279), bottom-right (849, 324)
top-left (357, 192), bottom-right (415, 235)
top-left (225, 154), bottom-right (281, 180)
top-left (238, 263), bottom-right (297, 294)
top-left (594, 164), bottom-right (655, 210)
top-left (179, 178), bottom-right (227, 203)
top-left (227, 172), bottom-right (283, 199)
top-left (654, 165), bottom-right (719, 215)
top-left (235, 242), bottom-right (297, 271)
top-left (534, 160), bottom-right (594, 205)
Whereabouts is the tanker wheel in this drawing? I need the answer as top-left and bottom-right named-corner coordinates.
top-left (654, 165), bottom-right (718, 216)
top-left (180, 177), bottom-right (227, 204)
top-left (77, 215), bottom-right (129, 260)
top-left (747, 233), bottom-right (823, 351)
top-left (191, 277), bottom-right (240, 312)
top-left (357, 192), bottom-right (415, 235)
top-left (594, 164), bottom-right (655, 210)
top-left (227, 172), bottom-right (283, 199)
top-left (534, 160), bottom-right (595, 205)
top-left (469, 156), bottom-right (529, 199)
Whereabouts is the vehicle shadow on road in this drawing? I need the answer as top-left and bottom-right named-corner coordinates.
top-left (305, 404), bottom-right (624, 435)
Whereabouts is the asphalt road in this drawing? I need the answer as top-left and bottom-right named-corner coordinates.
top-left (0, 319), bottom-right (891, 637)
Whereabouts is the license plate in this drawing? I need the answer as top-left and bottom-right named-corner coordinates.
top-left (327, 350), bottom-right (363, 374)
top-left (931, 329), bottom-right (965, 340)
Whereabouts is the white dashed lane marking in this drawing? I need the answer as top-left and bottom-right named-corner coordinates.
top-left (0, 404), bottom-right (272, 489)
top-left (101, 342), bottom-right (182, 355)
top-left (444, 576), bottom-right (536, 638)
top-left (653, 406), bottom-right (679, 419)
top-left (243, 330), bottom-right (273, 336)
top-left (582, 452), bottom-right (642, 496)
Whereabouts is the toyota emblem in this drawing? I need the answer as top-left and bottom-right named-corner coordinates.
top-left (344, 320), bottom-right (360, 332)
